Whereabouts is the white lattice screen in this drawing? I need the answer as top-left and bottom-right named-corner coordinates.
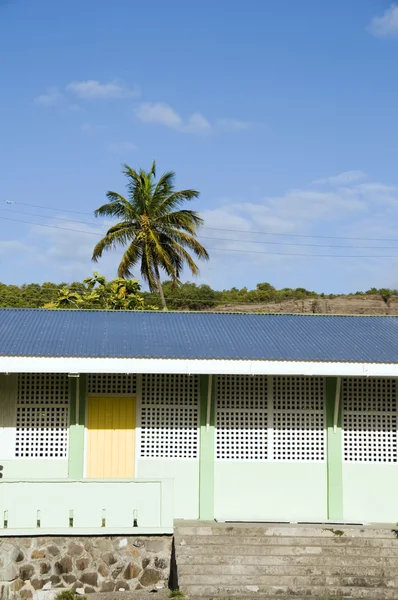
top-left (216, 375), bottom-right (268, 460)
top-left (342, 378), bottom-right (397, 463)
top-left (140, 374), bottom-right (199, 459)
top-left (215, 375), bottom-right (326, 461)
top-left (88, 374), bottom-right (137, 395)
top-left (15, 374), bottom-right (69, 458)
top-left (273, 377), bottom-right (326, 461)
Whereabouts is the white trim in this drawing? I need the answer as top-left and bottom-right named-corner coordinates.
top-left (206, 374), bottom-right (212, 432)
top-left (1, 356), bottom-right (398, 377)
top-left (135, 373), bottom-right (142, 476)
top-left (333, 376), bottom-right (341, 433)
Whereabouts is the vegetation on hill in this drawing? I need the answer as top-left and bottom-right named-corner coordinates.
top-left (1, 277), bottom-right (397, 313)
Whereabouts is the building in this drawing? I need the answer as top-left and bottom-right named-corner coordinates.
top-left (1, 308), bottom-right (398, 536)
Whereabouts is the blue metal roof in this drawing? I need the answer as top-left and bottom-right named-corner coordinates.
top-left (0, 309), bottom-right (398, 363)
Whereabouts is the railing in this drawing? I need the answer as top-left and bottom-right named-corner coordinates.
top-left (0, 478), bottom-right (174, 535)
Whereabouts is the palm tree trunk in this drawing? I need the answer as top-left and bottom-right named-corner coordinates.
top-left (154, 266), bottom-right (167, 310)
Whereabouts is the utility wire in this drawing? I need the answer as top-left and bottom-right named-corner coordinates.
top-left (4, 199), bottom-right (398, 242)
top-left (0, 215), bottom-right (398, 258)
top-left (2, 208), bottom-right (398, 249)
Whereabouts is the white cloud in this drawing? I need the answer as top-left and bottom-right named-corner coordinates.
top-left (368, 4), bottom-right (398, 38)
top-left (34, 87), bottom-right (62, 106)
top-left (135, 102), bottom-right (182, 128)
top-left (194, 171), bottom-right (398, 291)
top-left (183, 113), bottom-right (212, 133)
top-left (108, 141), bottom-right (138, 153)
top-left (66, 80), bottom-right (140, 99)
top-left (80, 122), bottom-right (108, 134)
top-left (217, 118), bottom-right (253, 131)
top-left (134, 102), bottom-right (211, 135)
top-left (312, 171), bottom-right (367, 186)
top-left (0, 240), bottom-right (32, 258)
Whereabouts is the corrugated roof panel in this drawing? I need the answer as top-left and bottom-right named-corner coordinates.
top-left (0, 309), bottom-right (398, 363)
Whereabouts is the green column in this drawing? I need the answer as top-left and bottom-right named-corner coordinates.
top-left (326, 376), bottom-right (343, 521)
top-left (68, 374), bottom-right (86, 479)
top-left (199, 374), bottom-right (215, 520)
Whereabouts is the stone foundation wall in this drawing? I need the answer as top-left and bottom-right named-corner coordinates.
top-left (0, 536), bottom-right (172, 599)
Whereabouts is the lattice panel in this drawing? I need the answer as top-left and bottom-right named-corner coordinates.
top-left (18, 374), bottom-right (69, 404)
top-left (342, 378), bottom-right (397, 463)
top-left (88, 374), bottom-right (137, 395)
top-left (274, 376), bottom-right (324, 411)
top-left (216, 375), bottom-right (268, 460)
top-left (273, 376), bottom-right (326, 461)
top-left (140, 374), bottom-right (199, 459)
top-left (142, 374), bottom-right (199, 405)
top-left (15, 406), bottom-right (69, 458)
top-left (16, 374), bottom-right (69, 458)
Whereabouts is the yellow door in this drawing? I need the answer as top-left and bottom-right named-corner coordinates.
top-left (86, 396), bottom-right (135, 478)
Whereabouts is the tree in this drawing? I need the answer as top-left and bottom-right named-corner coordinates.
top-left (92, 161), bottom-right (209, 309)
top-left (44, 273), bottom-right (151, 311)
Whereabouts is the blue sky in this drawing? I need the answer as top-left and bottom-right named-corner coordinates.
top-left (1, 0), bottom-right (398, 293)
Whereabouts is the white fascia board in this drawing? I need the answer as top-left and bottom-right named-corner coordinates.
top-left (0, 356), bottom-right (398, 377)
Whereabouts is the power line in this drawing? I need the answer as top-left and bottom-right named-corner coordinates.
top-left (1, 215), bottom-right (398, 259)
top-left (4, 199), bottom-right (398, 243)
top-left (3, 208), bottom-right (398, 249)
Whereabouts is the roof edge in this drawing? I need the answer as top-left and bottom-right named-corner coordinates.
top-left (1, 356), bottom-right (398, 377)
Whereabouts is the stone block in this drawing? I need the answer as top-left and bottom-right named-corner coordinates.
top-left (20, 587), bottom-right (33, 599)
top-left (98, 563), bottom-right (109, 577)
top-left (101, 552), bottom-right (116, 565)
top-left (139, 568), bottom-right (162, 587)
top-left (40, 562), bottom-right (51, 575)
top-left (116, 580), bottom-right (130, 591)
top-left (31, 549), bottom-right (46, 560)
top-left (19, 564), bottom-right (35, 581)
top-left (68, 542), bottom-right (84, 557)
top-left (46, 545), bottom-right (60, 557)
top-left (111, 566), bottom-right (123, 579)
top-left (63, 574), bottom-right (77, 584)
top-left (123, 561), bottom-right (141, 580)
top-left (84, 586), bottom-right (96, 594)
top-left (80, 571), bottom-right (98, 587)
top-left (100, 580), bottom-right (116, 592)
top-left (0, 564), bottom-right (18, 581)
top-left (31, 578), bottom-right (44, 590)
top-left (75, 558), bottom-right (90, 571)
top-left (146, 540), bottom-right (167, 553)
top-left (55, 555), bottom-right (73, 574)
top-left (10, 578), bottom-right (24, 592)
top-left (154, 557), bottom-right (167, 570)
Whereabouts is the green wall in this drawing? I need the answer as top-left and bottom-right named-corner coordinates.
top-left (68, 375), bottom-right (86, 478)
top-left (199, 374), bottom-right (215, 520)
top-left (326, 377), bottom-right (343, 521)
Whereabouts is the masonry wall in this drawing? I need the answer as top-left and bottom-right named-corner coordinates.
top-left (0, 535), bottom-right (172, 599)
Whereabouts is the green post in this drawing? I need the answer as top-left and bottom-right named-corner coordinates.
top-left (326, 376), bottom-right (343, 521)
top-left (199, 374), bottom-right (215, 520)
top-left (68, 374), bottom-right (86, 478)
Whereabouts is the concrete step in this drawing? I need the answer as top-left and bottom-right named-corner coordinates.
top-left (177, 563), bottom-right (395, 577)
top-left (176, 543), bottom-right (398, 557)
top-left (175, 523), bottom-right (397, 539)
top-left (177, 553), bottom-right (398, 566)
top-left (175, 534), bottom-right (398, 547)
top-left (174, 522), bottom-right (398, 598)
top-left (183, 584), bottom-right (397, 599)
top-left (178, 573), bottom-right (394, 586)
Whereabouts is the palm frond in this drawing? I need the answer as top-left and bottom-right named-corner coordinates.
top-left (155, 209), bottom-right (204, 233)
top-left (117, 241), bottom-right (142, 278)
top-left (156, 189), bottom-right (199, 215)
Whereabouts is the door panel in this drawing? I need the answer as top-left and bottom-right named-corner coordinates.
top-left (86, 396), bottom-right (135, 478)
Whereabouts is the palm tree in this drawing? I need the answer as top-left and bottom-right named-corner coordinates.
top-left (92, 161), bottom-right (209, 308)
